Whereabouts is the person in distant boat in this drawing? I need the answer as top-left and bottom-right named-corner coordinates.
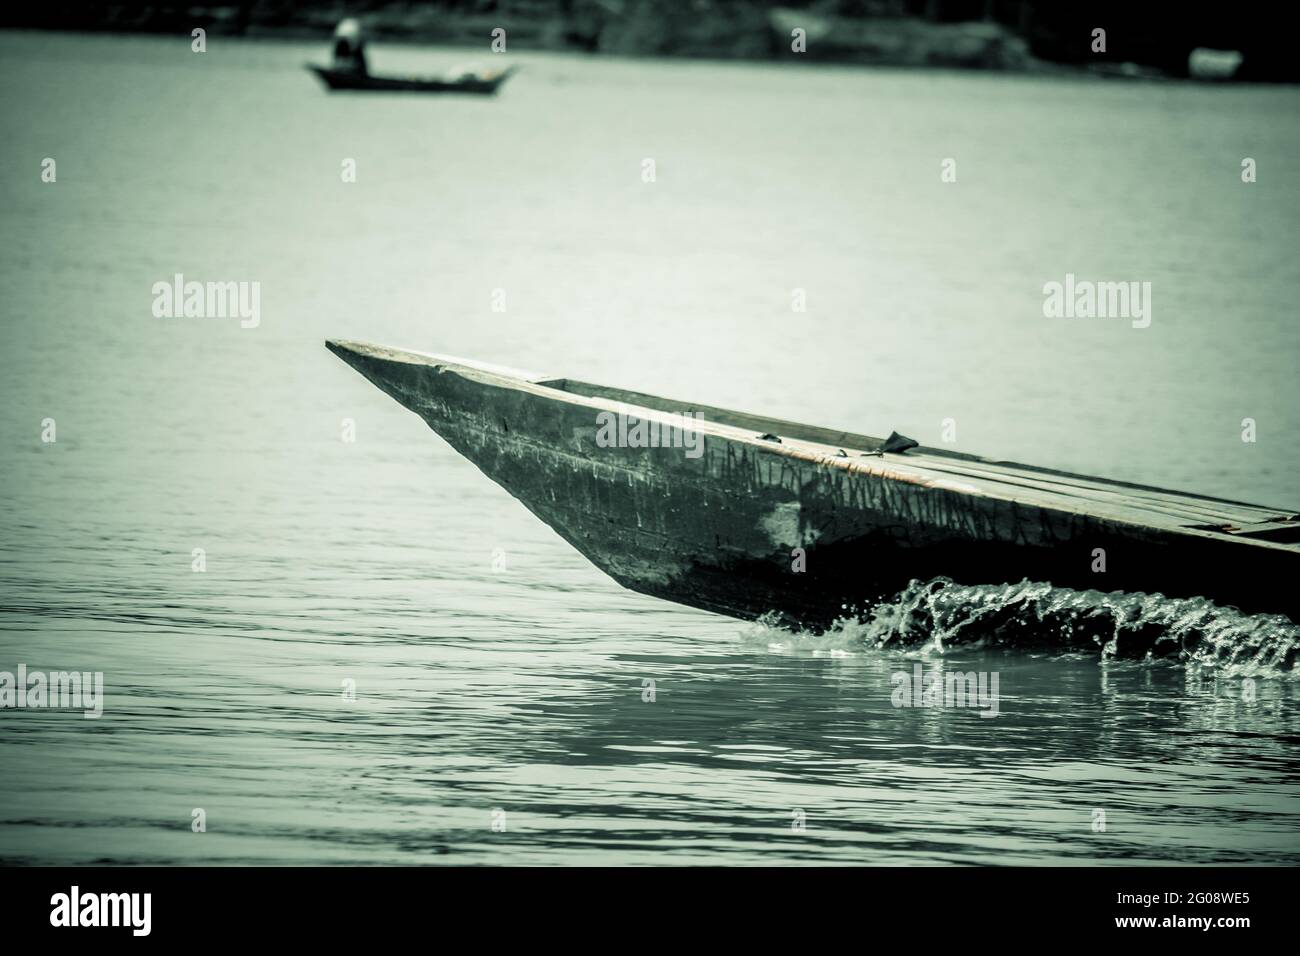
top-left (331, 18), bottom-right (368, 75)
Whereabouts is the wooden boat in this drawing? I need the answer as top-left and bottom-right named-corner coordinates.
top-left (327, 340), bottom-right (1300, 630)
top-left (306, 64), bottom-right (515, 94)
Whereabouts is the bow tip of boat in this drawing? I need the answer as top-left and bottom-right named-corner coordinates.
top-left (325, 337), bottom-right (385, 373)
top-left (326, 338), bottom-right (419, 405)
top-left (325, 337), bottom-right (360, 358)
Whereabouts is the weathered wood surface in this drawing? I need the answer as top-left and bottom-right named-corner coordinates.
top-left (327, 340), bottom-right (1300, 629)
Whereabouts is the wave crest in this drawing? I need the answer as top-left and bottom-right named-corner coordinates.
top-left (745, 578), bottom-right (1297, 675)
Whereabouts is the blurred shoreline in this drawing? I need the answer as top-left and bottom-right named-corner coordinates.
top-left (2, 1), bottom-right (1293, 82)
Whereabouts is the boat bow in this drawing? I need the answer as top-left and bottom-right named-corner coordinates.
top-left (327, 339), bottom-right (1299, 628)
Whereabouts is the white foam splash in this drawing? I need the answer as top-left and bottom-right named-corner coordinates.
top-left (740, 578), bottom-right (1297, 676)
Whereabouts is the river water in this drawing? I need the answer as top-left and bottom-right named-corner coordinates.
top-left (1, 31), bottom-right (1297, 865)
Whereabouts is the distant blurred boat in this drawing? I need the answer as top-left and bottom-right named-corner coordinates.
top-left (306, 64), bottom-right (515, 94)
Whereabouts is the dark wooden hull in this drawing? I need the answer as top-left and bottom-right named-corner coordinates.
top-left (306, 64), bottom-right (514, 94)
top-left (327, 340), bottom-right (1300, 630)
